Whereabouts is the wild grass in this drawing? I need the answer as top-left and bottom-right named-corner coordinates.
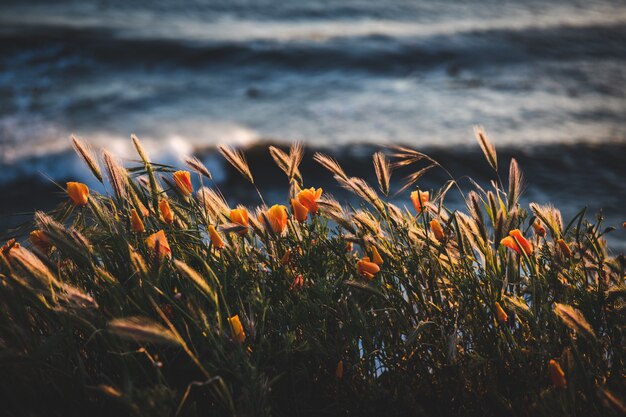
top-left (0, 130), bottom-right (624, 417)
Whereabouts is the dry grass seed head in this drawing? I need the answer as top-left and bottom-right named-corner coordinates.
top-left (218, 145), bottom-right (254, 184)
top-left (71, 135), bottom-right (103, 182)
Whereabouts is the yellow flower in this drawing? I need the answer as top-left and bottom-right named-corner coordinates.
top-left (500, 229), bottom-right (533, 256)
top-left (430, 219), bottom-right (444, 241)
top-left (29, 230), bottom-right (51, 252)
top-left (357, 256), bottom-right (380, 280)
top-left (159, 198), bottom-right (174, 224)
top-left (291, 198), bottom-right (309, 223)
top-left (335, 360), bottom-right (344, 379)
top-left (548, 359), bottom-right (567, 388)
top-left (229, 208), bottom-right (249, 235)
top-left (495, 301), bottom-right (508, 325)
top-left (145, 230), bottom-right (171, 260)
top-left (227, 314), bottom-right (246, 343)
top-left (173, 170), bottom-right (193, 196)
top-left (66, 182), bottom-right (89, 207)
top-left (130, 209), bottom-right (145, 233)
top-left (371, 246), bottom-right (383, 266)
top-left (259, 205), bottom-right (289, 235)
top-left (208, 225), bottom-right (225, 249)
top-left (410, 190), bottom-right (429, 213)
top-left (297, 187), bottom-right (323, 214)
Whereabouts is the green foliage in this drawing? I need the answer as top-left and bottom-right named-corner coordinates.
top-left (0, 135), bottom-right (624, 417)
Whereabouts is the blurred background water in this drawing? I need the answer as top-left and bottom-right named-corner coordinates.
top-left (0, 0), bottom-right (624, 248)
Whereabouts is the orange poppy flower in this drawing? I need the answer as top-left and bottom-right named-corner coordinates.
top-left (371, 246), bottom-right (383, 265)
top-left (557, 239), bottom-right (572, 259)
top-left (159, 198), bottom-right (174, 224)
top-left (291, 198), bottom-right (309, 223)
top-left (145, 230), bottom-right (171, 260)
top-left (532, 220), bottom-right (546, 237)
top-left (173, 170), bottom-right (193, 196)
top-left (410, 190), bottom-right (429, 213)
top-left (501, 229), bottom-right (533, 256)
top-left (357, 256), bottom-right (380, 280)
top-left (335, 360), bottom-right (344, 379)
top-left (67, 182), bottom-right (89, 207)
top-left (290, 274), bottom-right (304, 290)
top-left (430, 219), bottom-right (445, 241)
top-left (495, 301), bottom-right (508, 324)
top-left (208, 225), bottom-right (225, 249)
top-left (130, 208), bottom-right (145, 233)
top-left (297, 187), bottom-right (323, 214)
top-left (548, 359), bottom-right (567, 388)
top-left (260, 205), bottom-right (289, 234)
top-left (230, 208), bottom-right (249, 235)
top-left (227, 314), bottom-right (246, 343)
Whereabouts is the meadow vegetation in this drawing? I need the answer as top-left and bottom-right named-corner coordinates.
top-left (0, 129), bottom-right (624, 416)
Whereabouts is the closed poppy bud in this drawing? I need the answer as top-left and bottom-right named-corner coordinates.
top-left (335, 360), bottom-right (344, 379)
top-left (410, 190), bottom-right (429, 213)
top-left (548, 359), bottom-right (567, 388)
top-left (291, 198), bottom-right (309, 223)
top-left (130, 209), bottom-right (145, 233)
top-left (230, 208), bottom-right (249, 235)
top-left (371, 246), bottom-right (383, 265)
top-left (430, 219), bottom-right (445, 241)
top-left (501, 229), bottom-right (532, 256)
top-left (532, 220), bottom-right (546, 237)
top-left (495, 301), bottom-right (508, 324)
top-left (29, 230), bottom-right (51, 252)
top-left (172, 170), bottom-right (193, 196)
top-left (557, 239), bottom-right (572, 259)
top-left (66, 182), bottom-right (89, 206)
top-left (357, 256), bottom-right (380, 280)
top-left (290, 274), bottom-right (304, 290)
top-left (208, 225), bottom-right (225, 249)
top-left (346, 242), bottom-right (353, 252)
top-left (159, 198), bottom-right (174, 224)
top-left (261, 205), bottom-right (289, 235)
top-left (227, 314), bottom-right (246, 343)
top-left (280, 249), bottom-right (292, 265)
top-left (297, 187), bottom-right (323, 214)
top-left (145, 230), bottom-right (171, 260)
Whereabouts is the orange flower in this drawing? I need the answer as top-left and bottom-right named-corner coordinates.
top-left (280, 249), bottom-right (292, 265)
top-left (410, 190), bottom-right (429, 213)
top-left (260, 205), bottom-right (289, 234)
top-left (290, 274), bottom-right (304, 290)
top-left (495, 301), bottom-right (508, 324)
top-left (501, 229), bottom-right (533, 256)
top-left (335, 360), bottom-right (344, 379)
top-left (29, 230), bottom-right (51, 252)
top-left (548, 359), bottom-right (567, 388)
top-left (172, 170), bottom-right (193, 196)
top-left (297, 187), bottom-right (323, 214)
top-left (159, 198), bottom-right (174, 224)
top-left (227, 314), bottom-right (246, 343)
top-left (371, 246), bottom-right (383, 266)
top-left (557, 239), bottom-right (572, 259)
top-left (230, 208), bottom-right (249, 235)
top-left (145, 230), bottom-right (171, 260)
top-left (430, 219), bottom-right (444, 241)
top-left (357, 256), bottom-right (380, 280)
top-left (291, 198), bottom-right (309, 223)
top-left (66, 182), bottom-right (89, 206)
top-left (208, 225), bottom-right (225, 249)
top-left (130, 209), bottom-right (145, 233)
top-left (346, 242), bottom-right (354, 252)
top-left (532, 220), bottom-right (546, 237)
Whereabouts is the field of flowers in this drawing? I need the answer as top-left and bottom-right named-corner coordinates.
top-left (0, 130), bottom-right (623, 416)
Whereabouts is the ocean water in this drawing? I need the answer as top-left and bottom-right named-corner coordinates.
top-left (0, 0), bottom-right (625, 248)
